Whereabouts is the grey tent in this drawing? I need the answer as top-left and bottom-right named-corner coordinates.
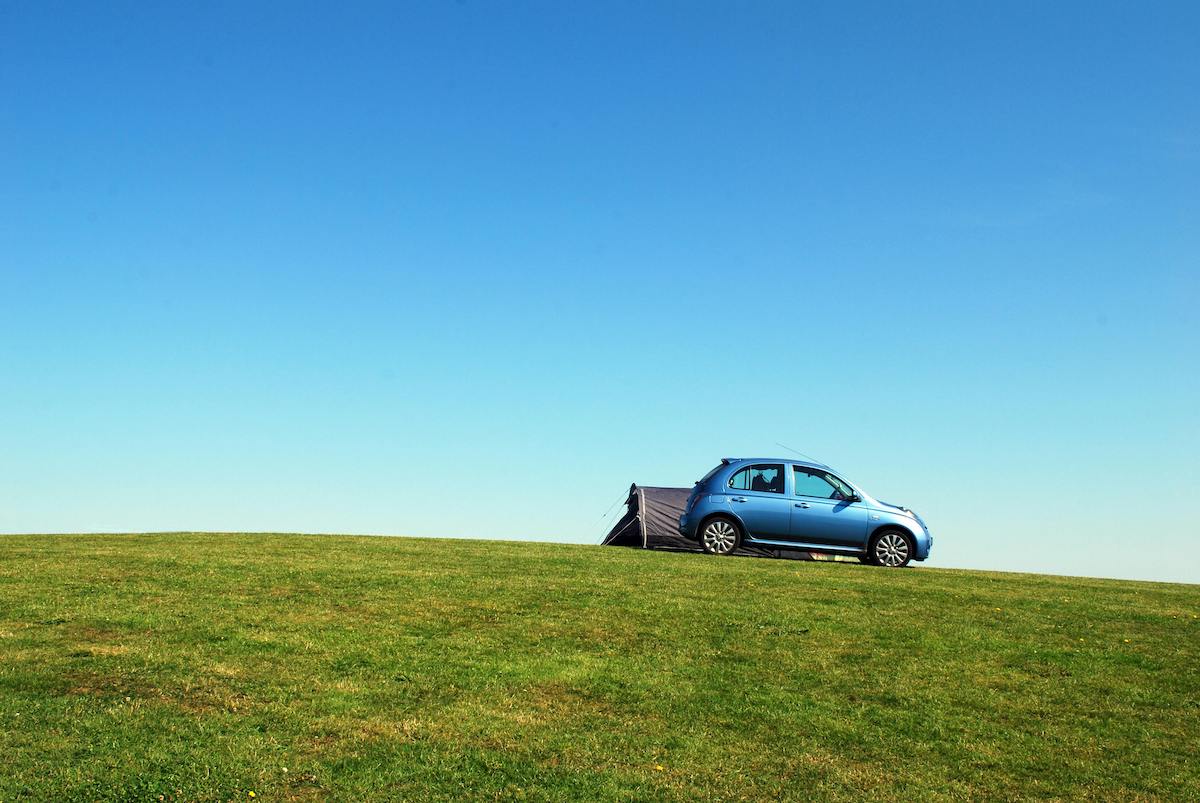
top-left (601, 485), bottom-right (694, 551)
top-left (601, 484), bottom-right (811, 559)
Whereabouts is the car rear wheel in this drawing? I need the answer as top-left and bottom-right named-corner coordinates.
top-left (869, 529), bottom-right (913, 568)
top-left (700, 517), bottom-right (740, 556)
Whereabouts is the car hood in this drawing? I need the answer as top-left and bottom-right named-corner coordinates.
top-left (875, 499), bottom-right (909, 513)
top-left (875, 500), bottom-right (927, 528)
top-left (875, 499), bottom-right (914, 516)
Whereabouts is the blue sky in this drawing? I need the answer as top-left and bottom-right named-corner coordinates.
top-left (1, 2), bottom-right (1197, 584)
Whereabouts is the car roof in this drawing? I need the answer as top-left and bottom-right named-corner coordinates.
top-left (721, 456), bottom-right (834, 471)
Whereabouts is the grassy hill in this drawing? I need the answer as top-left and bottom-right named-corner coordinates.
top-left (0, 533), bottom-right (1197, 801)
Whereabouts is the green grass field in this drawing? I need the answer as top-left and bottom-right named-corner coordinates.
top-left (1, 533), bottom-right (1197, 801)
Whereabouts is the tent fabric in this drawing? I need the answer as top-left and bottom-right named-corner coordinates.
top-left (636, 485), bottom-right (694, 551)
top-left (601, 494), bottom-right (642, 547)
top-left (602, 484), bottom-right (816, 559)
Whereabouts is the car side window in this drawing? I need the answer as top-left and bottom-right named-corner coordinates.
top-left (793, 467), bottom-right (852, 500)
top-left (729, 464), bottom-right (784, 493)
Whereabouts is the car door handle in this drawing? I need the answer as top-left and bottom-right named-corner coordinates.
top-left (795, 502), bottom-right (810, 508)
top-left (731, 497), bottom-right (747, 502)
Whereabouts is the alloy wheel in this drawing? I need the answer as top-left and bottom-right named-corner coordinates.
top-left (874, 532), bottom-right (910, 567)
top-left (701, 520), bottom-right (738, 555)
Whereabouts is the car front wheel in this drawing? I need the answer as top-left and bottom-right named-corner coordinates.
top-left (700, 518), bottom-right (740, 556)
top-left (870, 530), bottom-right (913, 568)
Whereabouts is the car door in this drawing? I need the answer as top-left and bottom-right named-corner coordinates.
top-left (788, 465), bottom-right (868, 547)
top-left (725, 463), bottom-right (790, 540)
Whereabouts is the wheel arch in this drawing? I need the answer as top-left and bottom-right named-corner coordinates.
top-left (697, 512), bottom-right (746, 543)
top-left (868, 523), bottom-right (917, 548)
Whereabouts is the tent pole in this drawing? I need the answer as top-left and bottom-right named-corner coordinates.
top-left (638, 486), bottom-right (648, 549)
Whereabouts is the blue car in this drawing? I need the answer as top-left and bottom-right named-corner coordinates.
top-left (678, 458), bottom-right (932, 567)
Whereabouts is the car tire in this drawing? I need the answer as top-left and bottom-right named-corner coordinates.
top-left (868, 529), bottom-right (914, 568)
top-left (699, 517), bottom-right (740, 556)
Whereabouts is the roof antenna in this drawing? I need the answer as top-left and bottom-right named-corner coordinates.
top-left (775, 441), bottom-right (824, 465)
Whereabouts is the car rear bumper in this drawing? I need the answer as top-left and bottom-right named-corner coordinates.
top-left (678, 510), bottom-right (700, 541)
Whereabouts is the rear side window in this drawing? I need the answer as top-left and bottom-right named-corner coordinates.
top-left (728, 464), bottom-right (785, 493)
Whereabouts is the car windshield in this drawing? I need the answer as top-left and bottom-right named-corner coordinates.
top-left (825, 473), bottom-right (856, 499)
